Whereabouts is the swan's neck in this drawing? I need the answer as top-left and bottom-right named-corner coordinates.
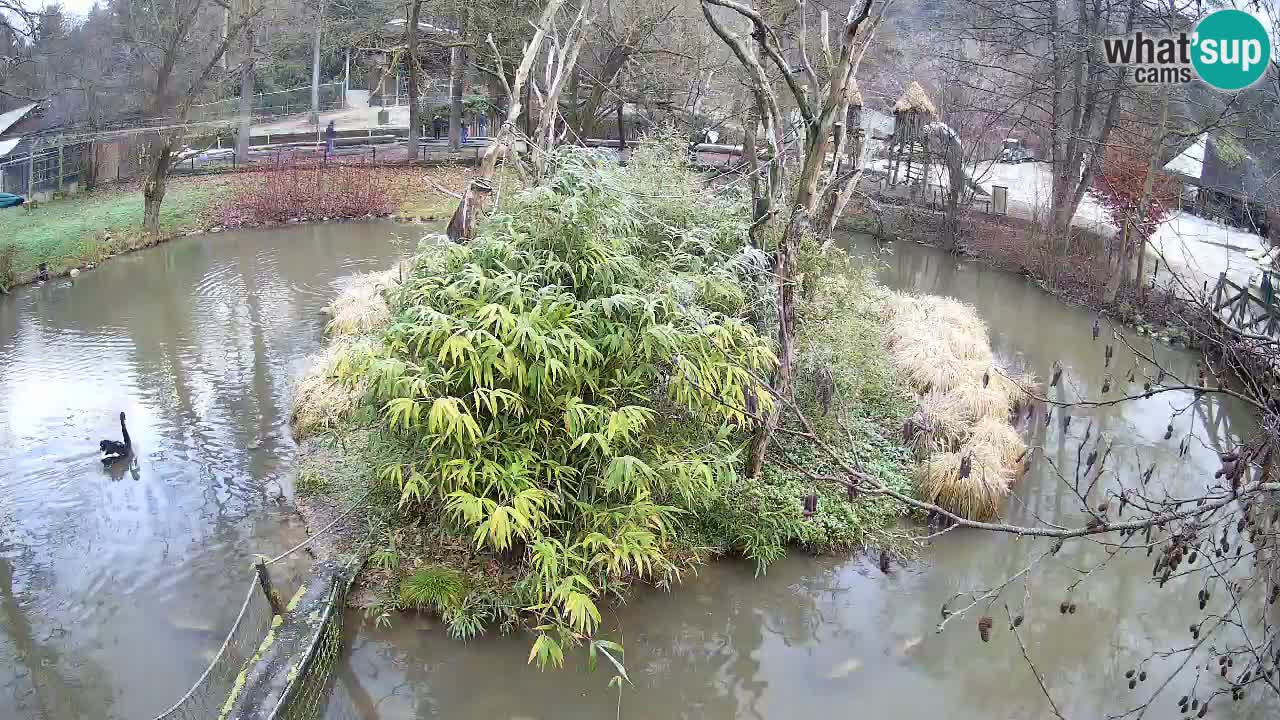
top-left (120, 417), bottom-right (131, 448)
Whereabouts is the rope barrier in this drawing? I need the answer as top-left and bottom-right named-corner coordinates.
top-left (148, 487), bottom-right (374, 719)
top-left (264, 489), bottom-right (374, 566)
top-left (151, 579), bottom-right (261, 720)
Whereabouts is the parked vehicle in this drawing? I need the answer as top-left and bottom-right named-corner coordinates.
top-left (0, 192), bottom-right (24, 209)
top-left (998, 138), bottom-right (1036, 164)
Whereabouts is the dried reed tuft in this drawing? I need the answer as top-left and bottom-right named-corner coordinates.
top-left (886, 292), bottom-right (1030, 520)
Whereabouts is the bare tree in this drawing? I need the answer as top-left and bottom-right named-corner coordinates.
top-left (0, 0), bottom-right (36, 101)
top-left (310, 0), bottom-right (325, 124)
top-left (235, 0), bottom-right (258, 164)
top-left (445, 0), bottom-right (568, 241)
top-left (448, 43), bottom-right (465, 149)
top-left (529, 1), bottom-right (591, 178)
top-left (942, 0), bottom-right (1136, 248)
top-left (406, 0), bottom-right (424, 160)
top-left (701, 0), bottom-right (882, 477)
top-left (115, 0), bottom-right (258, 234)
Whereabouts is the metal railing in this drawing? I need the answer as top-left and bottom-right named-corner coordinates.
top-left (190, 82), bottom-right (348, 124)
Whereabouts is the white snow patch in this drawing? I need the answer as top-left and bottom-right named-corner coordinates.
top-left (0, 103), bottom-right (36, 136)
top-left (0, 138), bottom-right (19, 159)
top-left (869, 158), bottom-right (1114, 233)
top-left (1163, 132), bottom-right (1206, 180)
top-left (868, 154), bottom-right (1274, 293)
top-left (1149, 212), bottom-right (1271, 293)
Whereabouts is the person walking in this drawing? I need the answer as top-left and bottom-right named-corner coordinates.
top-left (324, 120), bottom-right (337, 160)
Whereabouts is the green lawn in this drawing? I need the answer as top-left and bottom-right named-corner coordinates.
top-left (0, 178), bottom-right (227, 283)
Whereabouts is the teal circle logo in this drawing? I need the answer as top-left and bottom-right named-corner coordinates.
top-left (1192, 10), bottom-right (1271, 91)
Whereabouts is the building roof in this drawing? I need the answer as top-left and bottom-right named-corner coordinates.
top-left (0, 138), bottom-right (20, 159)
top-left (0, 103), bottom-right (38, 136)
top-left (1201, 134), bottom-right (1268, 200)
top-left (1163, 132), bottom-right (1206, 180)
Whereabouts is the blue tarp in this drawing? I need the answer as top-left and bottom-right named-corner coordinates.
top-left (0, 193), bottom-right (24, 208)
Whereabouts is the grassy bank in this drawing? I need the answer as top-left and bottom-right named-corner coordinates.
top-left (0, 165), bottom-right (471, 293)
top-left (0, 177), bottom-right (230, 288)
top-left (289, 143), bottom-right (939, 668)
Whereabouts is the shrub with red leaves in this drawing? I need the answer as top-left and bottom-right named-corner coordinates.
top-left (961, 212), bottom-right (1111, 298)
top-left (1094, 142), bottom-right (1180, 236)
top-left (218, 161), bottom-right (400, 227)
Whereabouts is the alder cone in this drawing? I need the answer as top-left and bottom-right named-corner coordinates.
top-left (978, 616), bottom-right (993, 642)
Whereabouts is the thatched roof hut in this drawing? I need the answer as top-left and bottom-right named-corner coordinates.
top-left (845, 82), bottom-right (864, 135)
top-left (894, 81), bottom-right (937, 116)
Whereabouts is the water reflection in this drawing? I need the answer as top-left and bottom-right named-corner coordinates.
top-left (0, 222), bottom-right (414, 719)
top-left (326, 234), bottom-right (1273, 720)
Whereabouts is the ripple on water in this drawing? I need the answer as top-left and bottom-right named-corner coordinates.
top-left (0, 222), bottom-right (408, 720)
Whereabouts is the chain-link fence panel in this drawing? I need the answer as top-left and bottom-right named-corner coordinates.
top-left (273, 569), bottom-right (352, 720)
top-left (152, 577), bottom-right (276, 720)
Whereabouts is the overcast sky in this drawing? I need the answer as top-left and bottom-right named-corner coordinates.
top-left (28, 0), bottom-right (98, 21)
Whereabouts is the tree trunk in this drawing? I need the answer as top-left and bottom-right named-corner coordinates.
top-left (143, 136), bottom-right (173, 236)
top-left (406, 0), bottom-right (422, 161)
top-left (1133, 86), bottom-right (1171, 300)
top-left (616, 102), bottom-right (625, 151)
top-left (530, 10), bottom-right (590, 179)
top-left (310, 0), bottom-right (323, 124)
top-left (448, 45), bottom-right (465, 150)
top-left (235, 22), bottom-right (256, 164)
top-left (746, 206), bottom-right (807, 477)
top-left (1103, 221), bottom-right (1127, 304)
top-left (575, 51), bottom-right (629, 138)
top-left (742, 102), bottom-right (764, 247)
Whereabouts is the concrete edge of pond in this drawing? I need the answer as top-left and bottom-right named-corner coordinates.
top-left (219, 560), bottom-right (352, 720)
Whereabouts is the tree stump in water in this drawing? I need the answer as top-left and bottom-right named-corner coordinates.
top-left (446, 178), bottom-right (495, 243)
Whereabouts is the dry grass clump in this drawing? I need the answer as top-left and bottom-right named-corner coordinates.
top-left (904, 392), bottom-right (968, 456)
top-left (327, 269), bottom-right (399, 336)
top-left (293, 264), bottom-right (403, 439)
top-left (985, 366), bottom-right (1037, 412)
top-left (890, 341), bottom-right (973, 394)
top-left (945, 381), bottom-right (1012, 424)
top-left (885, 292), bottom-right (1034, 521)
top-left (969, 417), bottom-right (1026, 468)
top-left (916, 449), bottom-right (1010, 521)
top-left (292, 339), bottom-right (378, 438)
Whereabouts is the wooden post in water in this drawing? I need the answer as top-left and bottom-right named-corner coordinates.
top-left (255, 559), bottom-right (285, 615)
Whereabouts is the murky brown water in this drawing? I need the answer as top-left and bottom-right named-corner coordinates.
top-left (321, 235), bottom-right (1274, 720)
top-left (3, 225), bottom-right (1273, 720)
top-left (0, 222), bottom-right (414, 720)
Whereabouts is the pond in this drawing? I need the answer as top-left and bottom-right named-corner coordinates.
top-left (318, 234), bottom-right (1271, 720)
top-left (0, 225), bottom-right (1271, 720)
top-left (0, 222), bottom-right (415, 720)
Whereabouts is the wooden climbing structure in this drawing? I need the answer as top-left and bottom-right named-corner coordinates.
top-left (886, 81), bottom-right (937, 193)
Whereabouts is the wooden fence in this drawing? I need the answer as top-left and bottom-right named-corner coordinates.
top-left (1212, 273), bottom-right (1279, 340)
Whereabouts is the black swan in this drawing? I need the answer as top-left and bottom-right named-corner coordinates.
top-left (100, 412), bottom-right (132, 460)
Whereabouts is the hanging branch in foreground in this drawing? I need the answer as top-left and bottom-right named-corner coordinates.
top-left (691, 285), bottom-right (1280, 714)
